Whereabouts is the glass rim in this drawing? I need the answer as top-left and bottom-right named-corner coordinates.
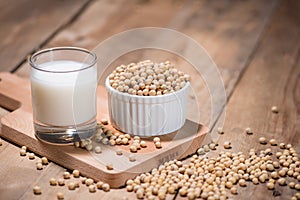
top-left (29, 47), bottom-right (97, 73)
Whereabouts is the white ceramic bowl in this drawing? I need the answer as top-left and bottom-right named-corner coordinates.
top-left (105, 77), bottom-right (189, 137)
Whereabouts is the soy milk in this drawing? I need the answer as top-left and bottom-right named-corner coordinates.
top-left (31, 60), bottom-right (97, 126)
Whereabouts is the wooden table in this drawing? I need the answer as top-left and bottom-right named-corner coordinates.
top-left (0, 0), bottom-right (299, 199)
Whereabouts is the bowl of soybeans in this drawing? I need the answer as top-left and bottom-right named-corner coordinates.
top-left (105, 60), bottom-right (190, 136)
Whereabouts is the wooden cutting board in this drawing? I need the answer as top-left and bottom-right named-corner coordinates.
top-left (0, 72), bottom-right (208, 188)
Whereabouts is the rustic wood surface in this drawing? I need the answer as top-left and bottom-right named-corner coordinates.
top-left (0, 0), bottom-right (91, 72)
top-left (0, 0), bottom-right (299, 199)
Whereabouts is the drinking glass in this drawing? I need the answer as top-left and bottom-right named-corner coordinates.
top-left (29, 47), bottom-right (97, 144)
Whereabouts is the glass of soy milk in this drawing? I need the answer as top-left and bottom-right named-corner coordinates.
top-left (29, 47), bottom-right (97, 144)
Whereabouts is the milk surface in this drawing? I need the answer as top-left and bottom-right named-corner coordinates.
top-left (31, 60), bottom-right (97, 126)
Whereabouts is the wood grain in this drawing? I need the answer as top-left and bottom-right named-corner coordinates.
top-left (0, 0), bottom-right (90, 72)
top-left (1, 0), bottom-right (298, 199)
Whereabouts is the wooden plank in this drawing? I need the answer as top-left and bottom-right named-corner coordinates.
top-left (0, 0), bottom-right (90, 72)
top-left (0, 72), bottom-right (208, 188)
top-left (177, 0), bottom-right (300, 199)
